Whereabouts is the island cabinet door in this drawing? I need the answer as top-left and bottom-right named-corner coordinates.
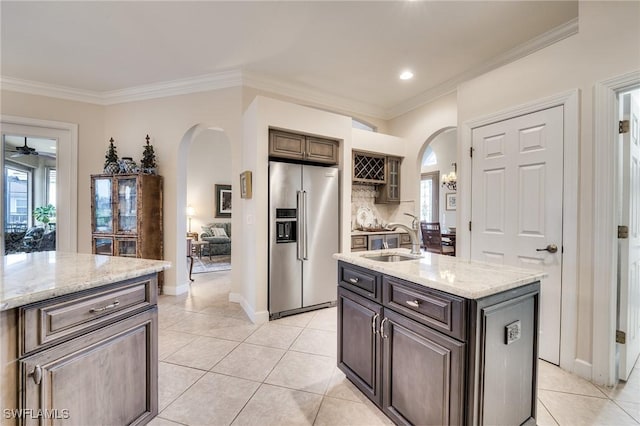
top-left (382, 309), bottom-right (465, 426)
top-left (19, 310), bottom-right (158, 426)
top-left (337, 287), bottom-right (383, 406)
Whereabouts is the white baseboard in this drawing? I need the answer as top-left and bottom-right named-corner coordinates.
top-left (163, 281), bottom-right (190, 296)
top-left (573, 358), bottom-right (593, 381)
top-left (229, 292), bottom-right (269, 325)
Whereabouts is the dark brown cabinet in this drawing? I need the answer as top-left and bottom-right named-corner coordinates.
top-left (337, 261), bottom-right (540, 426)
top-left (269, 129), bottom-right (339, 165)
top-left (382, 309), bottom-right (465, 425)
top-left (337, 287), bottom-right (383, 405)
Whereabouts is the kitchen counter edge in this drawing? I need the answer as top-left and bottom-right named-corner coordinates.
top-left (1, 252), bottom-right (171, 311)
top-left (333, 249), bottom-right (546, 300)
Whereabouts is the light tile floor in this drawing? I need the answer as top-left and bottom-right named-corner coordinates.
top-left (151, 271), bottom-right (640, 426)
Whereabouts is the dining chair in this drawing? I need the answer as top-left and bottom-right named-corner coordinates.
top-left (420, 222), bottom-right (455, 256)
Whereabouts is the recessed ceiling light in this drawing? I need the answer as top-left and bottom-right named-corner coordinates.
top-left (399, 70), bottom-right (414, 80)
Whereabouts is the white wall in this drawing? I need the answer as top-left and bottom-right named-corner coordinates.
top-left (457, 1), bottom-right (640, 376)
top-left (388, 92), bottom-right (458, 225)
top-left (187, 129), bottom-right (232, 234)
top-left (421, 129), bottom-right (457, 229)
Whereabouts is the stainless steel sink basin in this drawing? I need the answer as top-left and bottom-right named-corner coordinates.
top-left (364, 254), bottom-right (418, 262)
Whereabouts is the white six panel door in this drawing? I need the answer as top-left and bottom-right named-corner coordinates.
top-left (619, 91), bottom-right (640, 381)
top-left (471, 105), bottom-right (564, 365)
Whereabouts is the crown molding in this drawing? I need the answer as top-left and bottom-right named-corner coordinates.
top-left (0, 76), bottom-right (104, 105)
top-left (102, 70), bottom-right (243, 105)
top-left (386, 17), bottom-right (579, 119)
top-left (1, 17), bottom-right (578, 120)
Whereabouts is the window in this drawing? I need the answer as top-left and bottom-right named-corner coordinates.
top-left (4, 163), bottom-right (32, 230)
top-left (420, 171), bottom-right (439, 222)
top-left (47, 168), bottom-right (57, 208)
top-left (352, 118), bottom-right (377, 132)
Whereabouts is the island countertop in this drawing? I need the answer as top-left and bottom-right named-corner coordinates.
top-left (1, 252), bottom-right (171, 311)
top-left (333, 249), bottom-right (546, 299)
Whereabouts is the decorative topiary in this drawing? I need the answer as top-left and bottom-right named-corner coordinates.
top-left (103, 138), bottom-right (120, 173)
top-left (140, 134), bottom-right (157, 174)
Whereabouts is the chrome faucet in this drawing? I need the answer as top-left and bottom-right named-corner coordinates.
top-left (387, 213), bottom-right (421, 255)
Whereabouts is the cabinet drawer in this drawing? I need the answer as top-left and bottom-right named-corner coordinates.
top-left (338, 262), bottom-right (381, 302)
top-left (383, 276), bottom-right (466, 340)
top-left (20, 275), bottom-right (157, 355)
top-left (351, 235), bottom-right (367, 250)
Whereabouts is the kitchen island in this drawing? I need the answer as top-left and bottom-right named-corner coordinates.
top-left (1, 252), bottom-right (170, 425)
top-left (333, 249), bottom-right (546, 426)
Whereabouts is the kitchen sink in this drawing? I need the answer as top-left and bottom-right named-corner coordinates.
top-left (363, 254), bottom-right (419, 262)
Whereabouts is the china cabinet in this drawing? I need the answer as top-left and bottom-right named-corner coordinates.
top-left (91, 174), bottom-right (164, 289)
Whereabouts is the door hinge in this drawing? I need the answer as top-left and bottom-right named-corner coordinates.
top-left (616, 330), bottom-right (626, 344)
top-left (470, 147), bottom-right (475, 158)
top-left (620, 120), bottom-right (630, 134)
top-left (468, 221), bottom-right (472, 232)
top-left (619, 225), bottom-right (629, 239)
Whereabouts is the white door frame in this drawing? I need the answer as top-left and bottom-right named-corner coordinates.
top-left (0, 115), bottom-right (78, 253)
top-left (593, 70), bottom-right (640, 386)
top-left (460, 90), bottom-right (580, 374)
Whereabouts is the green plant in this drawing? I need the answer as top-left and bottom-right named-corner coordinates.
top-left (104, 137), bottom-right (118, 167)
top-left (140, 134), bottom-right (157, 170)
top-left (33, 204), bottom-right (56, 226)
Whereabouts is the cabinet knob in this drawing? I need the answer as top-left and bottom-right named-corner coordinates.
top-left (28, 365), bottom-right (42, 385)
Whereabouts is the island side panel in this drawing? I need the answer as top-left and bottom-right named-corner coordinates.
top-left (467, 282), bottom-right (540, 426)
top-left (1, 309), bottom-right (18, 425)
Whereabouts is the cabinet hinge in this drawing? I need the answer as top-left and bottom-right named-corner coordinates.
top-left (616, 330), bottom-right (626, 344)
top-left (620, 120), bottom-right (630, 134)
top-left (619, 225), bottom-right (629, 239)
top-left (470, 147), bottom-right (475, 158)
top-left (468, 221), bottom-right (472, 232)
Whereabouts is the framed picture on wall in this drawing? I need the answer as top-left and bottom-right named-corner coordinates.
top-left (240, 171), bottom-right (252, 199)
top-left (445, 193), bottom-right (457, 211)
top-left (215, 184), bottom-right (232, 218)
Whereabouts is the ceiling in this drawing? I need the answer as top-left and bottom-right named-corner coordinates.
top-left (0, 1), bottom-right (578, 119)
top-left (4, 136), bottom-right (57, 156)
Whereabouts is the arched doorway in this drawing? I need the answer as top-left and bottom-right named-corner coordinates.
top-left (417, 127), bottom-right (457, 231)
top-left (173, 124), bottom-right (233, 295)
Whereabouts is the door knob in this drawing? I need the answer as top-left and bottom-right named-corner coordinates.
top-left (536, 244), bottom-right (558, 254)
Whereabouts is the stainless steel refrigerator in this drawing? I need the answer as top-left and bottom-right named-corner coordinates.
top-left (269, 161), bottom-right (339, 319)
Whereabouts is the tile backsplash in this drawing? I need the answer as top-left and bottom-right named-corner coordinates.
top-left (351, 184), bottom-right (404, 231)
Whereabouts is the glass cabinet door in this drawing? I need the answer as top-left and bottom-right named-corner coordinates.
top-left (116, 239), bottom-right (137, 257)
top-left (387, 157), bottom-right (400, 201)
top-left (117, 178), bottom-right (137, 233)
top-left (93, 237), bottom-right (114, 255)
top-left (93, 178), bottom-right (113, 233)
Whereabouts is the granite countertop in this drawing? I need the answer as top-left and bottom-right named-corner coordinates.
top-left (333, 249), bottom-right (546, 300)
top-left (1, 252), bottom-right (171, 311)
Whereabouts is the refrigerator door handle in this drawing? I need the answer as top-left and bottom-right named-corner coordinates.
top-left (303, 190), bottom-right (309, 260)
top-left (296, 191), bottom-right (304, 260)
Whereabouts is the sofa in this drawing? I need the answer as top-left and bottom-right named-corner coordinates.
top-left (200, 222), bottom-right (231, 256)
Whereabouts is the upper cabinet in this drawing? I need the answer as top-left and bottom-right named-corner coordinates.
top-left (353, 150), bottom-right (402, 204)
top-left (376, 156), bottom-right (401, 204)
top-left (269, 129), bottom-right (339, 165)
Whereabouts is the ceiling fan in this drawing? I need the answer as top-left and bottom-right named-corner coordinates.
top-left (6, 137), bottom-right (56, 159)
